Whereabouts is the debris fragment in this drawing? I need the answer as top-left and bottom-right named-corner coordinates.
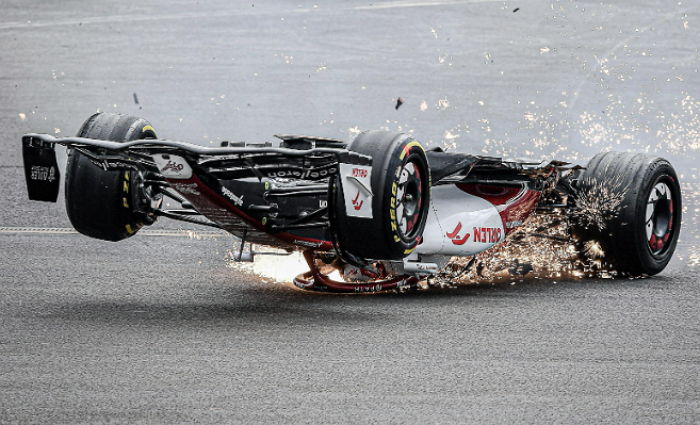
top-left (133, 92), bottom-right (139, 105)
top-left (513, 7), bottom-right (520, 13)
top-left (18, 113), bottom-right (26, 121)
top-left (395, 97), bottom-right (404, 110)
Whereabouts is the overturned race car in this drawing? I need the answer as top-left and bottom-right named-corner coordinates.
top-left (22, 113), bottom-right (682, 292)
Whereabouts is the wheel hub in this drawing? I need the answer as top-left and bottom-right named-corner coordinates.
top-left (645, 182), bottom-right (674, 254)
top-left (395, 161), bottom-right (423, 238)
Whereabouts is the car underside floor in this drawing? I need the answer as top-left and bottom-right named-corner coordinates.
top-left (292, 251), bottom-right (420, 293)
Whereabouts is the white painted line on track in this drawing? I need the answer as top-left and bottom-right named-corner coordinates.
top-left (0, 11), bottom-right (262, 30)
top-left (0, 227), bottom-right (227, 238)
top-left (0, 1), bottom-right (511, 30)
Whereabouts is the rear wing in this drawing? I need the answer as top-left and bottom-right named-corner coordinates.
top-left (22, 133), bottom-right (372, 202)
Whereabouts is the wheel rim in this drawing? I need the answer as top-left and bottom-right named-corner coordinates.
top-left (645, 180), bottom-right (675, 255)
top-left (395, 159), bottom-right (424, 239)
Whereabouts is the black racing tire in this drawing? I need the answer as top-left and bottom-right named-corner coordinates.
top-left (332, 131), bottom-right (431, 261)
top-left (573, 151), bottom-right (682, 276)
top-left (65, 112), bottom-right (158, 241)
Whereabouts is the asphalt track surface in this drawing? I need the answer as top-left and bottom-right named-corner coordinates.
top-left (1, 1), bottom-right (699, 424)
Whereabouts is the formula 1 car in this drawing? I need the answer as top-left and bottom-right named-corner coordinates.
top-left (22, 113), bottom-right (682, 292)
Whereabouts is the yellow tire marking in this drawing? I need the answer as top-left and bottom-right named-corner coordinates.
top-left (122, 180), bottom-right (129, 193)
top-left (125, 224), bottom-right (134, 234)
top-left (399, 140), bottom-right (424, 160)
top-left (142, 125), bottom-right (156, 134)
top-left (404, 247), bottom-right (415, 255)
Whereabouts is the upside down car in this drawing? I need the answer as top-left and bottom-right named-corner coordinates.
top-left (22, 113), bottom-right (682, 292)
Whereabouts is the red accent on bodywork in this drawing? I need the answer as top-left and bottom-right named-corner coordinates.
top-left (450, 233), bottom-right (471, 245)
top-left (445, 222), bottom-right (462, 239)
top-left (445, 222), bottom-right (470, 245)
top-left (352, 190), bottom-right (364, 210)
top-left (456, 183), bottom-right (541, 235)
top-left (497, 190), bottom-right (541, 234)
top-left (456, 183), bottom-right (523, 206)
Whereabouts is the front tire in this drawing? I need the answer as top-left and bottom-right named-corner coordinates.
top-left (65, 112), bottom-right (157, 241)
top-left (332, 131), bottom-right (431, 262)
top-left (574, 151), bottom-right (682, 276)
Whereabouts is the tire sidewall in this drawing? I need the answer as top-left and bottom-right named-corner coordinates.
top-left (66, 113), bottom-right (156, 241)
top-left (577, 152), bottom-right (682, 276)
top-left (629, 161), bottom-right (682, 274)
top-left (381, 141), bottom-right (431, 253)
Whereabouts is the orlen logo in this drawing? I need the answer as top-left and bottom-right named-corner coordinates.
top-left (352, 168), bottom-right (368, 178)
top-left (473, 227), bottom-right (502, 243)
top-left (161, 160), bottom-right (184, 174)
top-left (446, 222), bottom-right (470, 245)
top-left (352, 190), bottom-right (364, 210)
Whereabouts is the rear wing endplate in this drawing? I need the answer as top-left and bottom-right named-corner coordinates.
top-left (22, 136), bottom-right (60, 202)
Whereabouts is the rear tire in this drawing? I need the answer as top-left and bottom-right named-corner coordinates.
top-left (573, 151), bottom-right (682, 276)
top-left (65, 112), bottom-right (157, 241)
top-left (332, 131), bottom-right (431, 261)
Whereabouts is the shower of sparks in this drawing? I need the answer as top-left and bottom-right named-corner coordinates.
top-left (221, 181), bottom-right (700, 291)
top-left (226, 249), bottom-right (309, 283)
top-left (689, 248), bottom-right (700, 267)
top-left (570, 173), bottom-right (628, 232)
top-left (437, 212), bottom-right (619, 288)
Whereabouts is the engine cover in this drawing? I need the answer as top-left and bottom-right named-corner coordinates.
top-left (417, 184), bottom-right (505, 256)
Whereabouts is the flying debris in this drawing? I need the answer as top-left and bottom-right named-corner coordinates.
top-left (395, 97), bottom-right (404, 110)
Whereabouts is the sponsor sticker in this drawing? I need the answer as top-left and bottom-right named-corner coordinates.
top-left (221, 185), bottom-right (244, 207)
top-left (339, 163), bottom-right (372, 218)
top-left (472, 226), bottom-right (502, 243)
top-left (152, 154), bottom-right (193, 179)
top-left (266, 166), bottom-right (337, 180)
top-left (30, 165), bottom-right (56, 182)
top-left (445, 222), bottom-right (471, 245)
